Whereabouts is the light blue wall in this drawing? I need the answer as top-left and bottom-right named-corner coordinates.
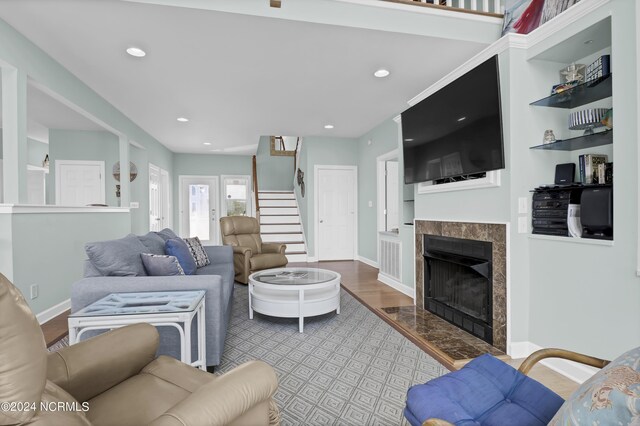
top-left (27, 138), bottom-right (48, 167)
top-left (172, 153), bottom-right (252, 233)
top-left (0, 16), bottom-right (174, 314)
top-left (256, 136), bottom-right (294, 191)
top-left (295, 136), bottom-right (359, 258)
top-left (48, 130), bottom-right (119, 206)
top-left (10, 212), bottom-right (131, 313)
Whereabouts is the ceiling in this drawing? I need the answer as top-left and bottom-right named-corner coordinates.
top-left (0, 83), bottom-right (106, 142)
top-left (0, 0), bottom-right (487, 154)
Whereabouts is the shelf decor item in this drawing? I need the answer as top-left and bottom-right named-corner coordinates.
top-left (586, 55), bottom-right (611, 83)
top-left (559, 63), bottom-right (586, 83)
top-left (42, 154), bottom-right (49, 169)
top-left (601, 108), bottom-right (613, 129)
top-left (543, 130), bottom-right (556, 144)
top-left (569, 108), bottom-right (609, 135)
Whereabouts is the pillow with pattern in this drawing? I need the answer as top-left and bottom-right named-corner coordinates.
top-left (140, 253), bottom-right (185, 276)
top-left (549, 346), bottom-right (640, 426)
top-left (183, 236), bottom-right (211, 268)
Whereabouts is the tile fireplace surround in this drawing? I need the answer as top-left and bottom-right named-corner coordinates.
top-left (415, 220), bottom-right (507, 352)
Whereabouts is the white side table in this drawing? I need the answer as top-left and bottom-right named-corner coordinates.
top-left (68, 290), bottom-right (206, 370)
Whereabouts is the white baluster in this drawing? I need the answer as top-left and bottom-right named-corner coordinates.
top-left (483, 0), bottom-right (489, 12)
top-left (470, 0), bottom-right (477, 10)
top-left (494, 0), bottom-right (501, 13)
top-left (446, 0), bottom-right (453, 7)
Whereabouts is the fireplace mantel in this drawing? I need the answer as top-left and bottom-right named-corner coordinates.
top-left (415, 220), bottom-right (507, 352)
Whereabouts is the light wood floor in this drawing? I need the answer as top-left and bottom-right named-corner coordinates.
top-left (42, 260), bottom-right (579, 398)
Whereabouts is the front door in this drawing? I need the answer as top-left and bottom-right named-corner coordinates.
top-left (180, 176), bottom-right (219, 245)
top-left (317, 167), bottom-right (357, 261)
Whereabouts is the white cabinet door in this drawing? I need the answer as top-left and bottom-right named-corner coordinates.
top-left (56, 161), bottom-right (105, 206)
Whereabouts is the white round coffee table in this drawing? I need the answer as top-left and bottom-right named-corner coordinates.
top-left (248, 267), bottom-right (341, 332)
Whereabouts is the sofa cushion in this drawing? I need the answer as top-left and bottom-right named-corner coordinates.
top-left (156, 228), bottom-right (179, 242)
top-left (85, 234), bottom-right (148, 277)
top-left (195, 262), bottom-right (230, 277)
top-left (405, 354), bottom-right (564, 426)
top-left (184, 236), bottom-right (211, 268)
top-left (138, 232), bottom-right (166, 255)
top-left (550, 346), bottom-right (640, 426)
top-left (165, 239), bottom-right (197, 275)
top-left (141, 253), bottom-right (185, 276)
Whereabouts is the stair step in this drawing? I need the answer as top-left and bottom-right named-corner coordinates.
top-left (285, 251), bottom-right (307, 255)
top-left (261, 231), bottom-right (303, 235)
top-left (260, 214), bottom-right (298, 216)
top-left (261, 222), bottom-right (301, 226)
top-left (286, 253), bottom-right (308, 262)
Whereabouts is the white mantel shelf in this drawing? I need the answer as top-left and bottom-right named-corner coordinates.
top-left (0, 205), bottom-right (130, 214)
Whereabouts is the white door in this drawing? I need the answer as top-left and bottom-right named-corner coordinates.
top-left (56, 160), bottom-right (105, 206)
top-left (149, 164), bottom-right (161, 231)
top-left (221, 175), bottom-right (252, 217)
top-left (317, 167), bottom-right (357, 261)
top-left (180, 176), bottom-right (219, 245)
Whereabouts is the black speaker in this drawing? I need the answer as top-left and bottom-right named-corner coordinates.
top-left (554, 163), bottom-right (575, 185)
top-left (581, 187), bottom-right (613, 239)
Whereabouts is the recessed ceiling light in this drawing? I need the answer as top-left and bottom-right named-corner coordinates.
top-left (177, 117), bottom-right (189, 122)
top-left (584, 39), bottom-right (594, 44)
top-left (324, 124), bottom-right (334, 129)
top-left (126, 47), bottom-right (146, 57)
top-left (374, 69), bottom-right (390, 78)
top-left (203, 142), bottom-right (211, 146)
top-left (404, 138), bottom-right (414, 142)
top-left (457, 116), bottom-right (467, 122)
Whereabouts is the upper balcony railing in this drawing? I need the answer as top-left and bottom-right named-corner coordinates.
top-left (382, 0), bottom-right (504, 17)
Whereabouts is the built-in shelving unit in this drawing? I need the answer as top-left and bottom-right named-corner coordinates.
top-left (529, 129), bottom-right (612, 151)
top-left (529, 74), bottom-right (612, 109)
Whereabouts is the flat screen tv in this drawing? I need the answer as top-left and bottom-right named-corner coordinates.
top-left (402, 55), bottom-right (504, 185)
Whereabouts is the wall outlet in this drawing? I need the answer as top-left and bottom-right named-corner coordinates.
top-left (130, 201), bottom-right (140, 209)
top-left (30, 284), bottom-right (39, 300)
top-left (517, 216), bottom-right (528, 234)
top-left (518, 197), bottom-right (528, 214)
top-left (368, 200), bottom-right (373, 208)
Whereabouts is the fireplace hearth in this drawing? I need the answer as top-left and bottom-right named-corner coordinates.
top-left (424, 235), bottom-right (493, 344)
top-left (415, 220), bottom-right (507, 351)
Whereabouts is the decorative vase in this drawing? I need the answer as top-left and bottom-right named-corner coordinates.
top-left (543, 130), bottom-right (556, 145)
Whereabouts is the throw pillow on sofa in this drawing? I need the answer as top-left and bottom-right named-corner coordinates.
top-left (549, 346), bottom-right (640, 425)
top-left (141, 253), bottom-right (185, 276)
top-left (138, 232), bottom-right (166, 255)
top-left (165, 238), bottom-right (197, 275)
top-left (156, 228), bottom-right (180, 242)
top-left (85, 234), bottom-right (148, 276)
top-left (184, 236), bottom-right (211, 268)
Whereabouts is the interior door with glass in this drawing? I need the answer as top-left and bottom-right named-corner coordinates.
top-left (180, 176), bottom-right (219, 244)
top-left (221, 175), bottom-right (251, 217)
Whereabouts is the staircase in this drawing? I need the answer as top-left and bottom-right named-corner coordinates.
top-left (258, 191), bottom-right (307, 263)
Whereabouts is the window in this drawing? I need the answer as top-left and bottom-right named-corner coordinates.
top-left (222, 176), bottom-right (251, 217)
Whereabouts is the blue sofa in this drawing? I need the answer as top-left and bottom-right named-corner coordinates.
top-left (71, 230), bottom-right (235, 367)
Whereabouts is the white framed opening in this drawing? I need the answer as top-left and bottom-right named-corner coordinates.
top-left (314, 165), bottom-right (358, 261)
top-left (55, 160), bottom-right (105, 206)
top-left (221, 175), bottom-right (252, 217)
top-left (178, 175), bottom-right (220, 245)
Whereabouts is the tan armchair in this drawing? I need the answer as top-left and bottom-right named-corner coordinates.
top-left (220, 216), bottom-right (288, 284)
top-left (0, 273), bottom-right (280, 426)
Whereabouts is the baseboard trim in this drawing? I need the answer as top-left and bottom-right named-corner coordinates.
top-left (357, 255), bottom-right (379, 268)
top-left (37, 298), bottom-right (70, 325)
top-left (508, 341), bottom-right (599, 384)
top-left (306, 256), bottom-right (318, 263)
top-left (377, 273), bottom-right (414, 298)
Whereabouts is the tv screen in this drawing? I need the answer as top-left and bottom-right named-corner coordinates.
top-left (402, 55), bottom-right (504, 185)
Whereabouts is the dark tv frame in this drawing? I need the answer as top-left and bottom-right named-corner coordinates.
top-left (402, 55), bottom-right (505, 185)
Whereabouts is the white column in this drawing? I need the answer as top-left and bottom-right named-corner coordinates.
top-left (118, 135), bottom-right (130, 207)
top-left (1, 67), bottom-right (28, 204)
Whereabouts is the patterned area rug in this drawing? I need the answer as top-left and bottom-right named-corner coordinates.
top-left (218, 284), bottom-right (448, 426)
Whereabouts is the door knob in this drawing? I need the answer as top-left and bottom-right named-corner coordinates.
top-left (320, 220), bottom-right (324, 223)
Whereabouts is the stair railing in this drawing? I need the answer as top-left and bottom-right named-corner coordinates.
top-left (252, 155), bottom-right (260, 219)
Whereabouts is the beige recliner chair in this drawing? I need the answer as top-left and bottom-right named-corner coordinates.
top-left (0, 273), bottom-right (280, 426)
top-left (220, 216), bottom-right (288, 284)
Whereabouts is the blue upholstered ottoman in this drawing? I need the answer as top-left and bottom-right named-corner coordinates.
top-left (405, 354), bottom-right (564, 426)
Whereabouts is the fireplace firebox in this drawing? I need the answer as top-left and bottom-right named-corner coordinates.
top-left (423, 235), bottom-right (493, 344)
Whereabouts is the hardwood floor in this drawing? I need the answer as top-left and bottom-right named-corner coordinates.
top-left (41, 260), bottom-right (579, 398)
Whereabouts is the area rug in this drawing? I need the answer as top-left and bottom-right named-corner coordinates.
top-left (218, 284), bottom-right (449, 426)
